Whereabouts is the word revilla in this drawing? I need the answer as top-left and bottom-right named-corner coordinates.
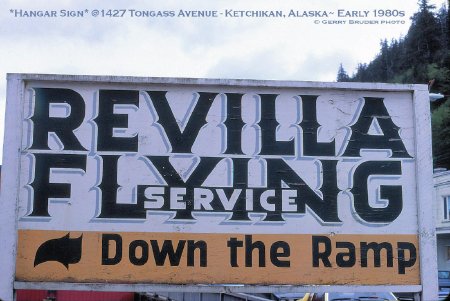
top-left (26, 88), bottom-right (412, 224)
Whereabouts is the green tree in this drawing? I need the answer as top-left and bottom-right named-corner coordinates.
top-left (432, 99), bottom-right (450, 168)
top-left (342, 0), bottom-right (450, 168)
top-left (353, 63), bottom-right (369, 82)
top-left (404, 0), bottom-right (442, 80)
top-left (336, 63), bottom-right (350, 82)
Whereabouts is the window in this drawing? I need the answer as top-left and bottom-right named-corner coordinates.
top-left (444, 196), bottom-right (450, 221)
top-left (439, 271), bottom-right (450, 279)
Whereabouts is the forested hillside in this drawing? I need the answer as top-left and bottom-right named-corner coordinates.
top-left (338, 0), bottom-right (450, 169)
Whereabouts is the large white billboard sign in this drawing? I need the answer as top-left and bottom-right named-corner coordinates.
top-left (0, 74), bottom-right (437, 300)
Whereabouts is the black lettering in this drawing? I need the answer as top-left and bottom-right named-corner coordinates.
top-left (351, 160), bottom-right (402, 223)
top-left (245, 235), bottom-right (265, 267)
top-left (343, 97), bottom-right (412, 158)
top-left (97, 155), bottom-right (146, 219)
top-left (29, 153), bottom-right (86, 217)
top-left (137, 156), bottom-right (222, 219)
top-left (224, 93), bottom-right (245, 155)
top-left (397, 242), bottom-right (417, 274)
top-left (95, 90), bottom-right (139, 152)
top-left (312, 235), bottom-right (332, 267)
top-left (299, 95), bottom-right (335, 156)
top-left (30, 88), bottom-right (86, 151)
top-left (228, 158), bottom-right (251, 221)
top-left (151, 240), bottom-right (186, 266)
top-left (129, 240), bottom-right (149, 266)
top-left (146, 91), bottom-right (218, 153)
top-left (336, 241), bottom-right (356, 267)
top-left (360, 242), bottom-right (393, 267)
top-left (102, 234), bottom-right (122, 265)
top-left (187, 240), bottom-right (207, 267)
top-left (266, 159), bottom-right (340, 222)
top-left (259, 94), bottom-right (294, 155)
top-left (227, 237), bottom-right (243, 267)
top-left (270, 241), bottom-right (290, 267)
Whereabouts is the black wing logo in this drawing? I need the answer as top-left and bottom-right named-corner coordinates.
top-left (34, 233), bottom-right (83, 269)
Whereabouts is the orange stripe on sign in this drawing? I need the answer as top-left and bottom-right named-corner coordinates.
top-left (16, 230), bottom-right (420, 285)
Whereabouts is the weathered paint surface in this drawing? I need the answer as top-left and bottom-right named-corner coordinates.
top-left (16, 230), bottom-right (420, 285)
top-left (0, 74), bottom-right (437, 299)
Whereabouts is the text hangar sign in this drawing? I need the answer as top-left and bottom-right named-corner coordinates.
top-left (1, 75), bottom-right (436, 293)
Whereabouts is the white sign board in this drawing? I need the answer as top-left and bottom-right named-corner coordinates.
top-left (0, 74), bottom-right (437, 300)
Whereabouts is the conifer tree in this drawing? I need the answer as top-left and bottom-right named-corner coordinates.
top-left (336, 63), bottom-right (350, 82)
top-left (335, 0), bottom-right (450, 168)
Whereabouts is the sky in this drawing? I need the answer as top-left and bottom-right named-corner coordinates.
top-left (0, 0), bottom-right (448, 163)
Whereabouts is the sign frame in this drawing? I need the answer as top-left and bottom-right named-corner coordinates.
top-left (0, 73), bottom-right (437, 300)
